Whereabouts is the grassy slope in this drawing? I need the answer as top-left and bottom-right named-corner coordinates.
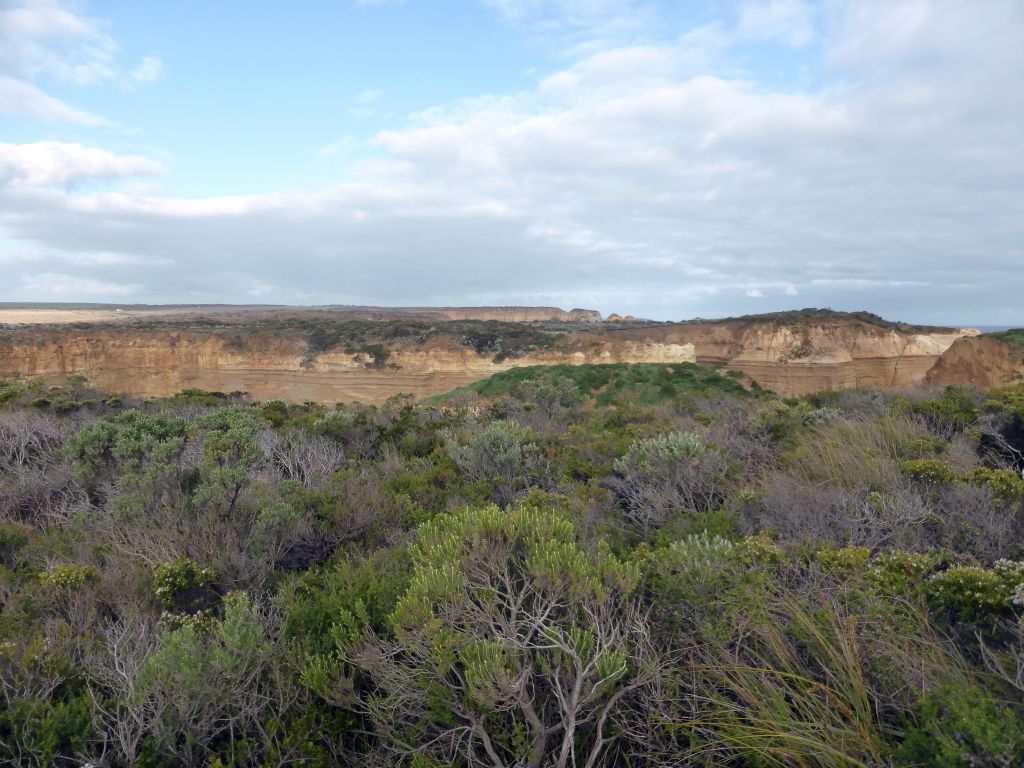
top-left (431, 362), bottom-right (764, 407)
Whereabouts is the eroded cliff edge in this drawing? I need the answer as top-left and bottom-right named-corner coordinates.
top-left (926, 335), bottom-right (1024, 388)
top-left (0, 309), bottom-right (976, 403)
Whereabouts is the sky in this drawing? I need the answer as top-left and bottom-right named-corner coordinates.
top-left (0, 0), bottom-right (1021, 323)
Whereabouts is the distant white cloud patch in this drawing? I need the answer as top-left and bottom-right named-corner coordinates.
top-left (0, 0), bottom-right (115, 84)
top-left (0, 75), bottom-right (107, 124)
top-left (0, 142), bottom-right (163, 186)
top-left (738, 0), bottom-right (816, 47)
top-left (129, 55), bottom-right (163, 85)
top-left (0, 0), bottom-right (162, 125)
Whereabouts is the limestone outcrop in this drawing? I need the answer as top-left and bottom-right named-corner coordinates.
top-left (0, 330), bottom-right (694, 404)
top-left (925, 336), bottom-right (1024, 388)
top-left (0, 309), bottom-right (977, 403)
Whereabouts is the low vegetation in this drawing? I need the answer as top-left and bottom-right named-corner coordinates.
top-left (1, 370), bottom-right (1023, 766)
top-left (433, 362), bottom-right (762, 406)
top-left (684, 308), bottom-right (957, 334)
top-left (988, 328), bottom-right (1024, 349)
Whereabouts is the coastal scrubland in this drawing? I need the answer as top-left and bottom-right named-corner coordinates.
top-left (1, 367), bottom-right (1023, 766)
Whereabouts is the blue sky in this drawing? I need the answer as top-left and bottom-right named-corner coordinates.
top-left (0, 0), bottom-right (1021, 323)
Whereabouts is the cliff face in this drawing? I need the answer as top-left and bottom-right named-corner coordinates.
top-left (925, 336), bottom-right (1024, 388)
top-left (0, 313), bottom-right (975, 403)
top-left (655, 322), bottom-right (974, 394)
top-left (562, 318), bottom-right (973, 396)
top-left (0, 332), bottom-right (694, 404)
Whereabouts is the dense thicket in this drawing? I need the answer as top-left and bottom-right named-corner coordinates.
top-left (1, 369), bottom-right (1023, 767)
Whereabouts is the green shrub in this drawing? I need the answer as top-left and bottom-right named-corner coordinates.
top-left (0, 522), bottom-right (31, 566)
top-left (153, 557), bottom-right (218, 613)
top-left (614, 430), bottom-right (706, 474)
top-left (892, 685), bottom-right (1024, 767)
top-left (816, 545), bottom-right (871, 577)
top-left (906, 385), bottom-right (981, 431)
top-left (735, 531), bottom-right (786, 567)
top-left (900, 458), bottom-right (959, 485)
top-left (927, 560), bottom-right (1024, 622)
top-left (965, 466), bottom-right (1024, 504)
top-left (869, 550), bottom-right (942, 593)
top-left (444, 420), bottom-right (541, 506)
top-left (39, 563), bottom-right (97, 591)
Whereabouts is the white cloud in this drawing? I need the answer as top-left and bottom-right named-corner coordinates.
top-left (0, 142), bottom-right (163, 186)
top-left (129, 55), bottom-right (162, 85)
top-left (0, 74), bottom-right (107, 124)
top-left (0, 1), bottom-right (164, 126)
top-left (0, 0), bottom-right (115, 84)
top-left (738, 0), bottom-right (816, 47)
top-left (483, 0), bottom-right (658, 55)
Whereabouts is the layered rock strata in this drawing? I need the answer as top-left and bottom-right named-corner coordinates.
top-left (0, 311), bottom-right (978, 403)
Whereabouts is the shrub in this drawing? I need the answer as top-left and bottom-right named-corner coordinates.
top-left (153, 557), bottom-right (218, 613)
top-left (892, 685), bottom-right (1024, 767)
top-left (610, 431), bottom-right (730, 534)
top-left (900, 458), bottom-right (959, 485)
top-left (615, 430), bottom-right (706, 473)
top-left (869, 550), bottom-right (942, 593)
top-left (0, 522), bottom-right (31, 566)
top-left (40, 563), bottom-right (97, 591)
top-left (965, 466), bottom-right (1024, 505)
top-left (816, 545), bottom-right (871, 577)
top-left (444, 419), bottom-right (543, 506)
top-left (320, 504), bottom-right (645, 768)
top-left (927, 560), bottom-right (1024, 622)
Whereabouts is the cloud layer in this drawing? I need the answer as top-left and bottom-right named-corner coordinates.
top-left (0, 0), bottom-right (1021, 322)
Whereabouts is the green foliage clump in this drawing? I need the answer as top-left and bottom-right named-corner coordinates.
top-left (321, 504), bottom-right (642, 767)
top-left (153, 557), bottom-right (218, 612)
top-left (869, 550), bottom-right (943, 593)
top-left (965, 466), bottom-right (1024, 504)
top-left (0, 522), bottom-right (31, 566)
top-left (444, 419), bottom-right (541, 506)
top-left (903, 385), bottom-right (981, 431)
top-left (39, 562), bottom-right (97, 591)
top-left (927, 559), bottom-right (1024, 622)
top-left (614, 430), bottom-right (706, 473)
top-left (900, 457), bottom-right (959, 485)
top-left (986, 328), bottom-right (1024, 349)
top-left (816, 545), bottom-right (872, 577)
top-left (438, 361), bottom-right (758, 406)
top-left (892, 685), bottom-right (1024, 767)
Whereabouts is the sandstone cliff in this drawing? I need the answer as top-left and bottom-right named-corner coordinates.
top-left (925, 336), bottom-right (1024, 388)
top-left (0, 330), bottom-right (694, 404)
top-left (0, 310), bottom-right (976, 403)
